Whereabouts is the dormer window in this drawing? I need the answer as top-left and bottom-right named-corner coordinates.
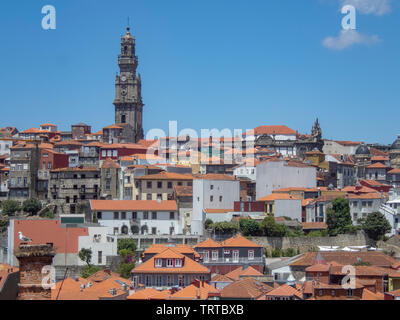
top-left (155, 259), bottom-right (162, 268)
top-left (166, 259), bottom-right (174, 268)
top-left (175, 259), bottom-right (182, 268)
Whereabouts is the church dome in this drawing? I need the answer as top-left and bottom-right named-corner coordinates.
top-left (391, 134), bottom-right (400, 150)
top-left (355, 144), bottom-right (370, 155)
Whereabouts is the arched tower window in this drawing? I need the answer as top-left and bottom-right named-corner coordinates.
top-left (121, 115), bottom-right (126, 123)
top-left (124, 46), bottom-right (128, 55)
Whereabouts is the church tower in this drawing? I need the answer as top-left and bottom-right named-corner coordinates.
top-left (113, 26), bottom-right (144, 143)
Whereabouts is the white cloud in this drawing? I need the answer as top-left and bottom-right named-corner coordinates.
top-left (322, 29), bottom-right (381, 50)
top-left (340, 0), bottom-right (391, 16)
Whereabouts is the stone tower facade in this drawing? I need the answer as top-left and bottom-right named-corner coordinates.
top-left (113, 27), bottom-right (144, 143)
top-left (15, 244), bottom-right (56, 300)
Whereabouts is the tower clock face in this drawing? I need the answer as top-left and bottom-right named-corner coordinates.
top-left (121, 75), bottom-right (127, 82)
top-left (121, 89), bottom-right (127, 96)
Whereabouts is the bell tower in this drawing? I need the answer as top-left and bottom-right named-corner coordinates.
top-left (113, 26), bottom-right (144, 143)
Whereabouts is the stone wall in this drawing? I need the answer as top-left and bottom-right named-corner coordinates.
top-left (250, 232), bottom-right (374, 253)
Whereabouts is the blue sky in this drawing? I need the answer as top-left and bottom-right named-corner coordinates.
top-left (0, 0), bottom-right (399, 144)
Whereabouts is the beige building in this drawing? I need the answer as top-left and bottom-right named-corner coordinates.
top-left (135, 171), bottom-right (193, 201)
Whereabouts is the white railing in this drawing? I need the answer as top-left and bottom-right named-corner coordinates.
top-left (202, 257), bottom-right (264, 264)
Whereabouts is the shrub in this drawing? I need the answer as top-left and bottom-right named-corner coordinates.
top-left (117, 238), bottom-right (137, 255)
top-left (0, 219), bottom-right (9, 233)
top-left (22, 199), bottom-right (42, 216)
top-left (239, 219), bottom-right (262, 236)
top-left (271, 248), bottom-right (283, 257)
top-left (211, 221), bottom-right (239, 234)
top-left (204, 219), bottom-right (213, 230)
top-left (361, 212), bottom-right (392, 241)
top-left (260, 217), bottom-right (288, 237)
top-left (81, 265), bottom-right (101, 278)
top-left (39, 207), bottom-right (54, 219)
top-left (118, 262), bottom-right (135, 279)
top-left (284, 248), bottom-right (297, 257)
top-left (1, 200), bottom-right (20, 216)
top-left (306, 230), bottom-right (329, 237)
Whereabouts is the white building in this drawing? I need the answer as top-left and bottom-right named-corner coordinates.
top-left (192, 175), bottom-right (240, 235)
top-left (90, 200), bottom-right (182, 236)
top-left (233, 158), bottom-right (258, 182)
top-left (380, 198), bottom-right (400, 236)
top-left (323, 140), bottom-right (361, 155)
top-left (256, 159), bottom-right (316, 200)
top-left (0, 138), bottom-right (13, 156)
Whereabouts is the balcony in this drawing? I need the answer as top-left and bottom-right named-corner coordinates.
top-left (202, 257), bottom-right (264, 265)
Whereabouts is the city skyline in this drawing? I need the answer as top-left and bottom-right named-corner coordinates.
top-left (0, 0), bottom-right (399, 144)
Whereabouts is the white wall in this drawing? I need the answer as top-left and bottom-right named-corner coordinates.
top-left (274, 199), bottom-right (302, 221)
top-left (192, 179), bottom-right (240, 235)
top-left (256, 161), bottom-right (316, 200)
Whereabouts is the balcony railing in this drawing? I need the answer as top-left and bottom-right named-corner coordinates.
top-left (202, 257), bottom-right (264, 264)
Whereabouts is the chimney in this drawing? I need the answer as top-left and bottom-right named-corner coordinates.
top-left (15, 244), bottom-right (56, 300)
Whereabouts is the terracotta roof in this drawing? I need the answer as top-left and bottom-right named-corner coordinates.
top-left (388, 168), bottom-right (400, 174)
top-left (143, 244), bottom-right (200, 258)
top-left (13, 220), bottom-right (87, 254)
top-left (133, 248), bottom-right (210, 274)
top-left (291, 252), bottom-right (398, 268)
top-left (244, 125), bottom-right (297, 136)
top-left (225, 266), bottom-right (264, 281)
top-left (194, 238), bottom-right (222, 248)
top-left (127, 288), bottom-right (160, 300)
top-left (346, 193), bottom-right (382, 200)
top-left (303, 281), bottom-right (313, 295)
top-left (221, 234), bottom-right (262, 248)
top-left (342, 185), bottom-right (379, 194)
top-left (137, 171), bottom-right (193, 181)
top-left (52, 273), bottom-right (130, 300)
top-left (211, 274), bottom-right (234, 283)
top-left (258, 193), bottom-right (300, 201)
top-left (103, 125), bottom-right (123, 130)
top-left (266, 283), bottom-right (303, 299)
top-left (90, 200), bottom-right (177, 212)
top-left (302, 222), bottom-right (328, 230)
top-left (169, 280), bottom-right (220, 300)
top-left (174, 186), bottom-right (193, 197)
top-left (362, 289), bottom-right (384, 300)
top-left (101, 158), bottom-right (120, 169)
top-left (51, 167), bottom-right (99, 172)
top-left (386, 289), bottom-right (400, 297)
top-left (40, 123), bottom-right (57, 127)
top-left (220, 278), bottom-right (272, 299)
top-left (366, 162), bottom-right (388, 169)
top-left (371, 156), bottom-right (389, 161)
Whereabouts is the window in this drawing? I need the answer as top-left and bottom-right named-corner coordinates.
top-left (157, 181), bottom-right (162, 189)
top-left (147, 181), bottom-right (152, 189)
top-left (178, 275), bottom-right (184, 287)
top-left (233, 250), bottom-right (239, 262)
top-left (170, 212), bottom-right (175, 220)
top-left (210, 196), bottom-right (214, 202)
top-left (167, 182), bottom-right (172, 189)
top-left (319, 290), bottom-right (323, 296)
top-left (152, 227), bottom-right (157, 235)
top-left (224, 249), bottom-right (230, 255)
top-left (175, 259), bottom-right (182, 267)
top-left (143, 212), bottom-right (148, 220)
top-left (212, 251), bottom-right (218, 261)
top-left (98, 251), bottom-right (102, 264)
top-left (66, 196), bottom-right (70, 204)
top-left (166, 259), bottom-right (174, 268)
top-left (210, 185), bottom-right (214, 190)
top-left (248, 250), bottom-right (254, 260)
top-left (114, 212), bottom-right (119, 219)
top-left (97, 212), bottom-right (102, 219)
top-left (204, 251), bottom-right (209, 262)
top-left (146, 194), bottom-right (152, 200)
top-left (177, 182), bottom-right (183, 186)
top-left (219, 196), bottom-right (223, 202)
top-left (167, 275), bottom-right (173, 286)
top-left (121, 212), bottom-right (126, 220)
top-left (347, 289), bottom-right (354, 297)
top-left (331, 290), bottom-right (335, 297)
top-left (152, 212), bottom-right (157, 220)
top-left (187, 182), bottom-right (192, 186)
top-left (155, 258), bottom-right (162, 268)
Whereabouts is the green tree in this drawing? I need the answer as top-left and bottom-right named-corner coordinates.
top-left (239, 219), bottom-right (261, 236)
top-left (260, 217), bottom-right (288, 237)
top-left (211, 221), bottom-right (239, 234)
top-left (22, 199), bottom-right (42, 216)
top-left (326, 198), bottom-right (353, 236)
top-left (82, 265), bottom-right (101, 278)
top-left (117, 238), bottom-right (137, 255)
top-left (287, 226), bottom-right (305, 237)
top-left (118, 262), bottom-right (135, 279)
top-left (284, 248), bottom-right (297, 257)
top-left (78, 248), bottom-right (93, 267)
top-left (39, 207), bottom-right (54, 219)
top-left (0, 219), bottom-right (9, 233)
top-left (204, 219), bottom-right (213, 230)
top-left (1, 200), bottom-right (20, 216)
top-left (306, 230), bottom-right (329, 237)
top-left (271, 248), bottom-right (283, 257)
top-left (361, 211), bottom-right (391, 241)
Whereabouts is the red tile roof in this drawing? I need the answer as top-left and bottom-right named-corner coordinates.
top-left (266, 283), bottom-right (303, 299)
top-left (258, 193), bottom-right (300, 201)
top-left (244, 126), bottom-right (297, 136)
top-left (302, 222), bottom-right (328, 230)
top-left (101, 158), bottom-right (120, 169)
top-left (221, 234), bottom-right (262, 248)
top-left (169, 280), bottom-right (220, 300)
top-left (137, 171), bottom-right (193, 181)
top-left (366, 162), bottom-right (388, 169)
top-left (133, 248), bottom-right (210, 274)
top-left (220, 278), bottom-right (272, 299)
top-left (13, 220), bottom-right (88, 254)
top-left (194, 238), bottom-right (222, 248)
top-left (90, 200), bottom-right (177, 212)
